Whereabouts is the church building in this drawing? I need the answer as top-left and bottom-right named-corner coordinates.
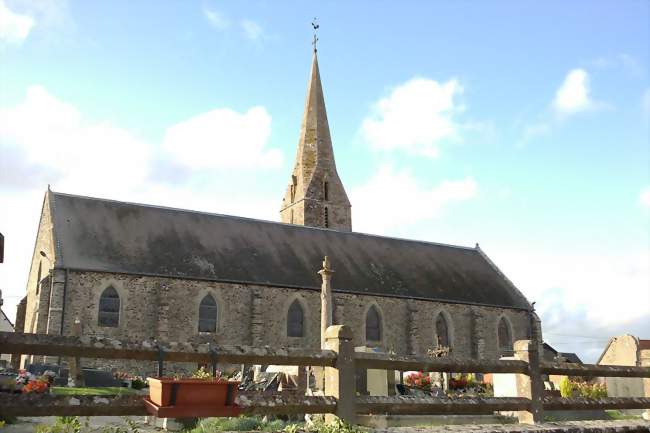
top-left (17, 48), bottom-right (535, 369)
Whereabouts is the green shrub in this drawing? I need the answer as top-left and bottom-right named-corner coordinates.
top-left (576, 381), bottom-right (607, 398)
top-left (35, 416), bottom-right (85, 433)
top-left (559, 377), bottom-right (607, 399)
top-left (559, 376), bottom-right (574, 397)
top-left (260, 419), bottom-right (286, 432)
top-left (283, 423), bottom-right (302, 433)
top-left (0, 415), bottom-right (18, 425)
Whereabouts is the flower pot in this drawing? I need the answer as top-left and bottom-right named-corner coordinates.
top-left (145, 378), bottom-right (240, 418)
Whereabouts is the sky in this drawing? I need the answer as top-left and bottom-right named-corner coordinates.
top-left (0, 0), bottom-right (648, 363)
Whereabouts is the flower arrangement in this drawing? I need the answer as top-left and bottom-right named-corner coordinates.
top-left (113, 371), bottom-right (148, 389)
top-left (191, 366), bottom-right (215, 380)
top-left (22, 378), bottom-right (49, 393)
top-left (15, 369), bottom-right (31, 387)
top-left (404, 371), bottom-right (432, 390)
top-left (16, 369), bottom-right (51, 394)
top-left (448, 376), bottom-right (469, 390)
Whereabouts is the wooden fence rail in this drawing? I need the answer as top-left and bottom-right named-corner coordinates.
top-left (355, 352), bottom-right (530, 374)
top-left (0, 331), bottom-right (337, 367)
top-left (355, 396), bottom-right (531, 415)
top-left (0, 394), bottom-right (338, 417)
top-left (540, 362), bottom-right (650, 378)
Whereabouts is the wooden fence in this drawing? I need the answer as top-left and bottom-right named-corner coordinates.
top-left (1, 328), bottom-right (649, 424)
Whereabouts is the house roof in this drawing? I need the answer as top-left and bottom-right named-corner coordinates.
top-left (48, 191), bottom-right (531, 309)
top-left (0, 308), bottom-right (14, 331)
top-left (542, 342), bottom-right (559, 361)
top-left (639, 340), bottom-right (650, 351)
top-left (559, 352), bottom-right (583, 364)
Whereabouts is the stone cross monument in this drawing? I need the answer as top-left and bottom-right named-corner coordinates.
top-left (318, 256), bottom-right (334, 349)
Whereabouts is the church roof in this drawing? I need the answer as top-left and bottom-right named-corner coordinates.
top-left (48, 191), bottom-right (531, 310)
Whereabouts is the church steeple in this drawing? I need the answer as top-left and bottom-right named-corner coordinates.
top-left (280, 49), bottom-right (352, 231)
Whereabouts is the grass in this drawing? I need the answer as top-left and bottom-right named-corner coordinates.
top-left (605, 410), bottom-right (643, 420)
top-left (51, 386), bottom-right (138, 396)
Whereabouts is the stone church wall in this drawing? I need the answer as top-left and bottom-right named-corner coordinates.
top-left (53, 270), bottom-right (531, 374)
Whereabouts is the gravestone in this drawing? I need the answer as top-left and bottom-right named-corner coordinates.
top-left (81, 368), bottom-right (121, 387)
top-left (25, 363), bottom-right (69, 386)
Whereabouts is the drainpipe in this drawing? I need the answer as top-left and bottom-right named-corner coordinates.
top-left (59, 268), bottom-right (68, 335)
top-left (57, 269), bottom-right (69, 365)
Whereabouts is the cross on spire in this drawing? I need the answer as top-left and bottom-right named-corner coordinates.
top-left (311, 18), bottom-right (319, 51)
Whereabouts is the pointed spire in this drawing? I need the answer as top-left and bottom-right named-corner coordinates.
top-left (297, 50), bottom-right (335, 174)
top-left (279, 46), bottom-right (352, 232)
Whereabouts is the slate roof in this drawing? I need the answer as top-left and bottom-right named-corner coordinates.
top-left (48, 191), bottom-right (531, 310)
top-left (559, 352), bottom-right (583, 364)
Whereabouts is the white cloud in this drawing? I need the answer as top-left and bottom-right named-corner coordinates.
top-left (0, 85), bottom-right (282, 190)
top-left (163, 106), bottom-right (281, 170)
top-left (0, 0), bottom-right (35, 44)
top-left (495, 249), bottom-right (650, 327)
top-left (351, 165), bottom-right (477, 233)
top-left (203, 7), bottom-right (229, 30)
top-left (240, 19), bottom-right (262, 40)
top-left (484, 247), bottom-right (650, 362)
top-left (552, 68), bottom-right (596, 115)
top-left (0, 85), bottom-right (152, 195)
top-left (639, 186), bottom-right (650, 209)
top-left (361, 78), bottom-right (464, 157)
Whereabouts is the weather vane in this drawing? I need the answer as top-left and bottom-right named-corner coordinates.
top-left (311, 18), bottom-right (319, 51)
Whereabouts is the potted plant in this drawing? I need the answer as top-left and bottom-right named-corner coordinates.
top-left (145, 368), bottom-right (240, 418)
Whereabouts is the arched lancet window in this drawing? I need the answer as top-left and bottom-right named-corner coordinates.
top-left (366, 305), bottom-right (382, 342)
top-left (287, 300), bottom-right (304, 338)
top-left (498, 317), bottom-right (513, 356)
top-left (435, 312), bottom-right (450, 348)
top-left (324, 181), bottom-right (329, 201)
top-left (199, 294), bottom-right (218, 333)
top-left (290, 175), bottom-right (297, 202)
top-left (98, 286), bottom-right (120, 327)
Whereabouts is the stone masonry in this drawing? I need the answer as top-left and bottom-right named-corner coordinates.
top-left (23, 268), bottom-right (531, 374)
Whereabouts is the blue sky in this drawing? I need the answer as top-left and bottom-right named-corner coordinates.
top-left (1, 0), bottom-right (648, 362)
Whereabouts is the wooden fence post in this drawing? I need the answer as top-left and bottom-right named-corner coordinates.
top-left (323, 325), bottom-right (355, 424)
top-left (642, 355), bottom-right (650, 420)
top-left (68, 318), bottom-right (84, 387)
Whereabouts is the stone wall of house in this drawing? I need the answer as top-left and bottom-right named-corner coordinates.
top-left (598, 335), bottom-right (646, 405)
top-left (50, 270), bottom-right (531, 374)
top-left (599, 335), bottom-right (640, 366)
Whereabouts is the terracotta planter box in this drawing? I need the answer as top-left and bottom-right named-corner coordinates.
top-left (145, 378), bottom-right (240, 418)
